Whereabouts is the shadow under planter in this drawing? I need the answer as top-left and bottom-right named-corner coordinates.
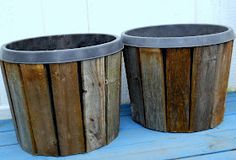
top-left (122, 24), bottom-right (235, 132)
top-left (0, 34), bottom-right (123, 156)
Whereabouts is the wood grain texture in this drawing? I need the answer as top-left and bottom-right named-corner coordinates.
top-left (105, 52), bottom-right (121, 143)
top-left (123, 46), bottom-right (145, 126)
top-left (211, 41), bottom-right (233, 128)
top-left (190, 45), bottom-right (219, 131)
top-left (3, 62), bottom-right (35, 153)
top-left (50, 63), bottom-right (85, 155)
top-left (166, 48), bottom-right (191, 132)
top-left (20, 64), bottom-right (58, 156)
top-left (0, 62), bottom-right (20, 142)
top-left (81, 58), bottom-right (106, 151)
top-left (1, 94), bottom-right (236, 160)
top-left (139, 48), bottom-right (166, 131)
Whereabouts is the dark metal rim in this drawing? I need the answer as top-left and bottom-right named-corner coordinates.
top-left (0, 33), bottom-right (124, 64)
top-left (121, 24), bottom-right (235, 48)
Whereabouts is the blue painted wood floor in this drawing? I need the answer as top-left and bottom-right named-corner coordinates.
top-left (0, 93), bottom-right (236, 160)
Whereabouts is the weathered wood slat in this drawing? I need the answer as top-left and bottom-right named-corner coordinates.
top-left (0, 62), bottom-right (20, 142)
top-left (166, 48), bottom-right (191, 132)
top-left (81, 58), bottom-right (106, 151)
top-left (50, 63), bottom-right (85, 155)
top-left (20, 64), bottom-right (58, 155)
top-left (139, 48), bottom-right (166, 131)
top-left (190, 45), bottom-right (219, 131)
top-left (1, 95), bottom-right (236, 160)
top-left (211, 41), bottom-right (233, 128)
top-left (105, 53), bottom-right (122, 143)
top-left (123, 46), bottom-right (145, 126)
top-left (3, 62), bottom-right (35, 153)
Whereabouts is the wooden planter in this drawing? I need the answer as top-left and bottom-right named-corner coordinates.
top-left (122, 24), bottom-right (235, 132)
top-left (0, 34), bottom-right (123, 156)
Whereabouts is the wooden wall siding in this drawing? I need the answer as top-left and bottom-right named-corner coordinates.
top-left (105, 52), bottom-right (122, 143)
top-left (166, 48), bottom-right (191, 132)
top-left (139, 48), bottom-right (166, 131)
top-left (123, 46), bottom-right (145, 126)
top-left (211, 41), bottom-right (234, 128)
top-left (1, 52), bottom-right (121, 156)
top-left (124, 41), bottom-right (233, 132)
top-left (50, 63), bottom-right (85, 155)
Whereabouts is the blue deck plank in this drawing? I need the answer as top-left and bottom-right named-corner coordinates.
top-left (0, 120), bottom-right (14, 132)
top-left (0, 131), bottom-right (17, 147)
top-left (183, 150), bottom-right (236, 160)
top-left (0, 93), bottom-right (235, 160)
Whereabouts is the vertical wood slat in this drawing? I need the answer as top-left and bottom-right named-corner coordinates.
top-left (123, 46), bottom-right (145, 126)
top-left (190, 45), bottom-right (219, 131)
top-left (166, 49), bottom-right (191, 132)
top-left (3, 62), bottom-right (35, 153)
top-left (20, 64), bottom-right (58, 156)
top-left (211, 41), bottom-right (234, 127)
top-left (105, 52), bottom-right (122, 143)
top-left (139, 48), bottom-right (166, 131)
top-left (82, 58), bottom-right (106, 151)
top-left (0, 62), bottom-right (20, 143)
top-left (50, 63), bottom-right (85, 155)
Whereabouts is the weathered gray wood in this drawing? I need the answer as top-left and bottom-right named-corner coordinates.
top-left (139, 48), bottom-right (166, 131)
top-left (81, 58), bottom-right (106, 151)
top-left (166, 48), bottom-right (191, 132)
top-left (190, 45), bottom-right (219, 131)
top-left (50, 63), bottom-right (85, 155)
top-left (20, 64), bottom-right (58, 156)
top-left (211, 41), bottom-right (233, 128)
top-left (123, 46), bottom-right (145, 126)
top-left (3, 62), bottom-right (35, 153)
top-left (0, 62), bottom-right (20, 141)
top-left (105, 52), bottom-right (122, 143)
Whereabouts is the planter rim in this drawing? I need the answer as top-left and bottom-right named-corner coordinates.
top-left (0, 33), bottom-right (123, 64)
top-left (121, 24), bottom-right (235, 48)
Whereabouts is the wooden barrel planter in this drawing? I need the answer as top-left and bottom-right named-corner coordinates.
top-left (122, 24), bottom-right (235, 132)
top-left (0, 34), bottom-right (123, 156)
